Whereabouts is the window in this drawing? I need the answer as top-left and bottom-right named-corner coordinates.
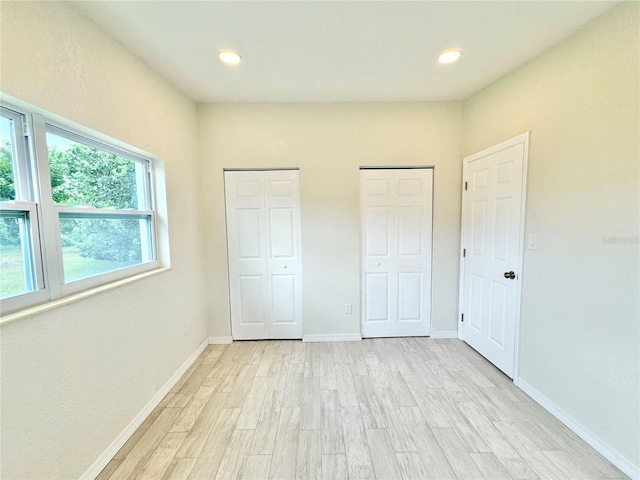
top-left (0, 103), bottom-right (161, 314)
top-left (0, 107), bottom-right (45, 309)
top-left (46, 127), bottom-right (155, 286)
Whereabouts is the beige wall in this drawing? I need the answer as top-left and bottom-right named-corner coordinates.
top-left (463, 2), bottom-right (639, 468)
top-left (199, 102), bottom-right (463, 338)
top-left (0, 2), bottom-right (207, 478)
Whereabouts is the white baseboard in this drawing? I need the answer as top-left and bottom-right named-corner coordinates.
top-left (208, 336), bottom-right (233, 344)
top-left (517, 379), bottom-right (639, 480)
top-left (430, 330), bottom-right (459, 339)
top-left (302, 333), bottom-right (362, 343)
top-left (81, 338), bottom-right (209, 480)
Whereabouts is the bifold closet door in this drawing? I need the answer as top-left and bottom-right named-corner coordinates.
top-left (360, 168), bottom-right (433, 338)
top-left (224, 170), bottom-right (303, 340)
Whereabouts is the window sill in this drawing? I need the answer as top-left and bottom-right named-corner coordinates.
top-left (0, 266), bottom-right (171, 327)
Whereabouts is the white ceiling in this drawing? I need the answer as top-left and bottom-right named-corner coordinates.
top-left (72, 1), bottom-right (617, 103)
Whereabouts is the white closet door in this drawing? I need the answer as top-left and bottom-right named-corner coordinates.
top-left (360, 168), bottom-right (433, 338)
top-left (225, 170), bottom-right (303, 340)
top-left (263, 170), bottom-right (303, 339)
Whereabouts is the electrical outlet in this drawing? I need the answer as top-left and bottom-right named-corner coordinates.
top-left (344, 303), bottom-right (352, 314)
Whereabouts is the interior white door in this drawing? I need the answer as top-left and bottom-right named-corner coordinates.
top-left (360, 168), bottom-right (433, 338)
top-left (460, 134), bottom-right (528, 378)
top-left (225, 169), bottom-right (303, 340)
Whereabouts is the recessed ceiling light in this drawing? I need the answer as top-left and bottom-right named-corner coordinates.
top-left (438, 49), bottom-right (462, 64)
top-left (218, 50), bottom-right (242, 65)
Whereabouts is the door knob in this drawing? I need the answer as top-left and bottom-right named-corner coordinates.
top-left (376, 262), bottom-right (381, 267)
top-left (283, 265), bottom-right (288, 269)
top-left (504, 271), bottom-right (516, 280)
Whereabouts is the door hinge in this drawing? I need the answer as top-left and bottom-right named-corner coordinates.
top-left (464, 181), bottom-right (468, 191)
top-left (463, 248), bottom-right (466, 257)
top-left (461, 313), bottom-right (464, 322)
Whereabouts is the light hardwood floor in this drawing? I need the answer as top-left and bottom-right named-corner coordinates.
top-left (97, 338), bottom-right (627, 480)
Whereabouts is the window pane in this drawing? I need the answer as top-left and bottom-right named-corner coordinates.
top-left (0, 213), bottom-right (34, 299)
top-left (0, 116), bottom-right (16, 202)
top-left (59, 216), bottom-right (153, 283)
top-left (47, 131), bottom-right (147, 209)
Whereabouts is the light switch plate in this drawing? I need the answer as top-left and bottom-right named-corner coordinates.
top-left (527, 234), bottom-right (538, 250)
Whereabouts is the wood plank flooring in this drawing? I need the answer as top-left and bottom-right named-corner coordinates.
top-left (97, 338), bottom-right (627, 480)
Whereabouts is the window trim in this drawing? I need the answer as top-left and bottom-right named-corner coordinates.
top-left (1, 266), bottom-right (170, 326)
top-left (0, 102), bottom-right (164, 316)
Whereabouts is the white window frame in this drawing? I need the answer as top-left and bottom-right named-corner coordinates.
top-left (0, 203), bottom-right (49, 312)
top-left (0, 103), bottom-right (162, 315)
top-left (0, 107), bottom-right (48, 312)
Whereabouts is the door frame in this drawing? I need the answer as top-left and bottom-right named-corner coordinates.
top-left (457, 133), bottom-right (529, 385)
top-left (359, 165), bottom-right (435, 338)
